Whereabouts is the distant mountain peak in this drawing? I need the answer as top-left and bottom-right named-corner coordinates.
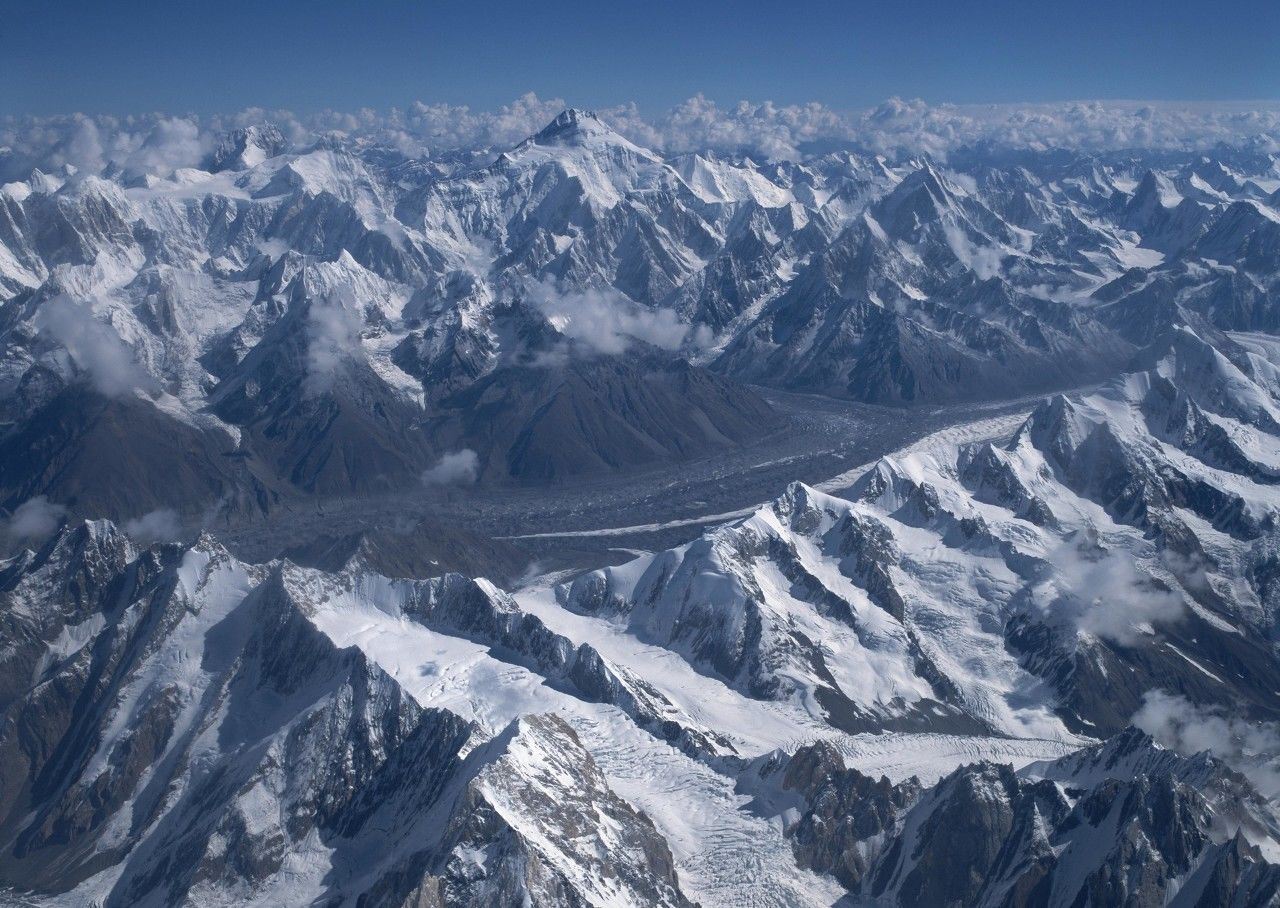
top-left (532, 107), bottom-right (617, 145)
top-left (204, 123), bottom-right (288, 172)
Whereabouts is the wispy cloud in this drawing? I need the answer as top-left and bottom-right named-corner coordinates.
top-left (1031, 534), bottom-right (1184, 645)
top-left (1134, 690), bottom-right (1280, 798)
top-left (123, 508), bottom-right (183, 543)
top-left (525, 280), bottom-right (699, 356)
top-left (422, 449), bottom-right (479, 485)
top-left (3, 496), bottom-right (66, 543)
top-left (35, 296), bottom-right (155, 397)
top-left (304, 294), bottom-right (365, 395)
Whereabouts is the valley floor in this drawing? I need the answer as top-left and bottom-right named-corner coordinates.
top-left (214, 386), bottom-right (1058, 577)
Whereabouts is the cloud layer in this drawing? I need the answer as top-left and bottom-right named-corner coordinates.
top-left (5, 95), bottom-right (1280, 182)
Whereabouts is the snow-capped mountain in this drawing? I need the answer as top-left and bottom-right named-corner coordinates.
top-left (0, 524), bottom-right (699, 906)
top-left (3, 111), bottom-right (1280, 528)
top-left (763, 728), bottom-right (1280, 906)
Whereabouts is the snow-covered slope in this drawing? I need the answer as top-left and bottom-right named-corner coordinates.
top-left (0, 525), bottom-right (704, 906)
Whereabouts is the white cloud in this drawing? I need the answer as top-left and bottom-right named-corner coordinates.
top-left (56, 116), bottom-right (106, 175)
top-left (35, 296), bottom-right (154, 397)
top-left (304, 295), bottom-right (365, 395)
top-left (1032, 534), bottom-right (1184, 645)
top-left (122, 118), bottom-right (207, 177)
top-left (4, 496), bottom-right (66, 543)
top-left (1133, 690), bottom-right (1280, 798)
top-left (4, 96), bottom-right (1279, 183)
top-left (422, 449), bottom-right (479, 485)
top-left (942, 223), bottom-right (1004, 280)
top-left (525, 281), bottom-right (695, 356)
top-left (123, 508), bottom-right (183, 543)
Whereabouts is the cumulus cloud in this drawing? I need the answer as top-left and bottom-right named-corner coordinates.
top-left (422, 449), bottom-right (479, 486)
top-left (122, 117), bottom-right (207, 177)
top-left (123, 508), bottom-right (183, 543)
top-left (35, 296), bottom-right (154, 397)
top-left (1032, 533), bottom-right (1184, 645)
top-left (1133, 690), bottom-right (1280, 798)
top-left (526, 281), bottom-right (696, 356)
top-left (5, 95), bottom-right (1279, 183)
top-left (4, 496), bottom-right (66, 543)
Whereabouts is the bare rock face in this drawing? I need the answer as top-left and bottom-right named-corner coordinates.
top-left (779, 741), bottom-right (921, 889)
top-left (204, 125), bottom-right (289, 173)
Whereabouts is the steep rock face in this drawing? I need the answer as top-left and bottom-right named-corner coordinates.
top-left (204, 125), bottom-right (289, 173)
top-left (0, 525), bottom-right (469, 903)
top-left (425, 353), bottom-right (783, 483)
top-left (774, 741), bottom-right (922, 889)
top-left (0, 386), bottom-right (266, 519)
top-left (767, 730), bottom-right (1280, 907)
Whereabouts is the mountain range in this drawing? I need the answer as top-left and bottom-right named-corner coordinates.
top-left (2, 109), bottom-right (1280, 906)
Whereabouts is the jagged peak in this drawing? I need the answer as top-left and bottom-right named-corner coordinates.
top-left (65, 517), bottom-right (129, 549)
top-left (849, 453), bottom-right (932, 499)
top-left (1021, 726), bottom-right (1227, 792)
top-left (1014, 392), bottom-right (1096, 462)
top-left (893, 160), bottom-right (958, 204)
top-left (872, 159), bottom-right (968, 233)
top-left (768, 479), bottom-right (853, 525)
top-left (1128, 169), bottom-right (1182, 210)
top-left (205, 122), bottom-right (288, 172)
top-left (530, 107), bottom-right (619, 146)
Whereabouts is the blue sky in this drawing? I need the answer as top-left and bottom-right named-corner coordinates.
top-left (3, 0), bottom-right (1278, 116)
